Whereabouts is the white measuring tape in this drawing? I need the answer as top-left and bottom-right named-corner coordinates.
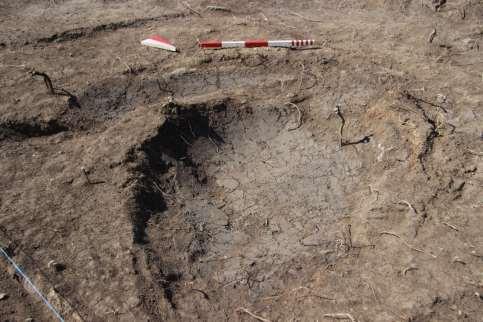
top-left (0, 247), bottom-right (65, 322)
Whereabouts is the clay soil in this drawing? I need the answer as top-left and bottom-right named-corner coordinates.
top-left (0, 1), bottom-right (482, 321)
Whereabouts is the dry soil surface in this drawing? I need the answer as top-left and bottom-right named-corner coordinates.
top-left (0, 1), bottom-right (482, 321)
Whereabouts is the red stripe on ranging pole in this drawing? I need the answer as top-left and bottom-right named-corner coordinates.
top-left (199, 39), bottom-right (315, 49)
top-left (245, 39), bottom-right (269, 48)
top-left (199, 40), bottom-right (222, 48)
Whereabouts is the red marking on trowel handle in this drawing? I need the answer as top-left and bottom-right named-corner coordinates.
top-left (199, 40), bottom-right (222, 48)
top-left (245, 39), bottom-right (269, 47)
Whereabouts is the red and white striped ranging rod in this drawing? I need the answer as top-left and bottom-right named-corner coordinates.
top-left (199, 39), bottom-right (315, 49)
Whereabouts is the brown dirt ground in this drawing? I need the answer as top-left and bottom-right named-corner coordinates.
top-left (0, 1), bottom-right (482, 321)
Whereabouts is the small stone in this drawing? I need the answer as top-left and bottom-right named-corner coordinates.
top-left (436, 93), bottom-right (447, 104)
top-left (169, 68), bottom-right (187, 77)
top-left (0, 293), bottom-right (8, 300)
top-left (25, 318), bottom-right (34, 322)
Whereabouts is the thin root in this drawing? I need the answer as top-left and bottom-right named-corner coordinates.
top-left (31, 71), bottom-right (54, 94)
top-left (206, 5), bottom-right (230, 12)
top-left (402, 265), bottom-right (418, 276)
top-left (323, 313), bottom-right (357, 322)
top-left (179, 134), bottom-right (192, 146)
top-left (453, 257), bottom-right (466, 265)
top-left (428, 28), bottom-right (437, 43)
top-left (190, 288), bottom-right (210, 300)
top-left (31, 70), bottom-right (80, 107)
top-left (182, 1), bottom-right (202, 16)
top-left (262, 286), bottom-right (335, 301)
top-left (442, 222), bottom-right (459, 231)
top-left (467, 149), bottom-right (483, 156)
top-left (237, 307), bottom-right (271, 322)
top-left (81, 167), bottom-right (91, 184)
top-left (399, 200), bottom-right (418, 214)
top-left (288, 10), bottom-right (324, 23)
top-left (380, 231), bottom-right (436, 258)
top-left (364, 281), bottom-right (379, 303)
top-left (298, 62), bottom-right (305, 91)
top-left (335, 104), bottom-right (345, 147)
top-left (287, 102), bottom-right (303, 131)
top-left (208, 136), bottom-right (221, 152)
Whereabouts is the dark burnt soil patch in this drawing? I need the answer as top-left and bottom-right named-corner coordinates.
top-left (125, 98), bottom-right (365, 318)
top-left (126, 100), bottom-right (228, 315)
top-left (72, 64), bottom-right (299, 129)
top-left (2, 50), bottom-right (329, 142)
top-left (54, 70), bottom-right (247, 132)
top-left (129, 100), bottom-right (228, 242)
top-left (0, 119), bottom-right (68, 140)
